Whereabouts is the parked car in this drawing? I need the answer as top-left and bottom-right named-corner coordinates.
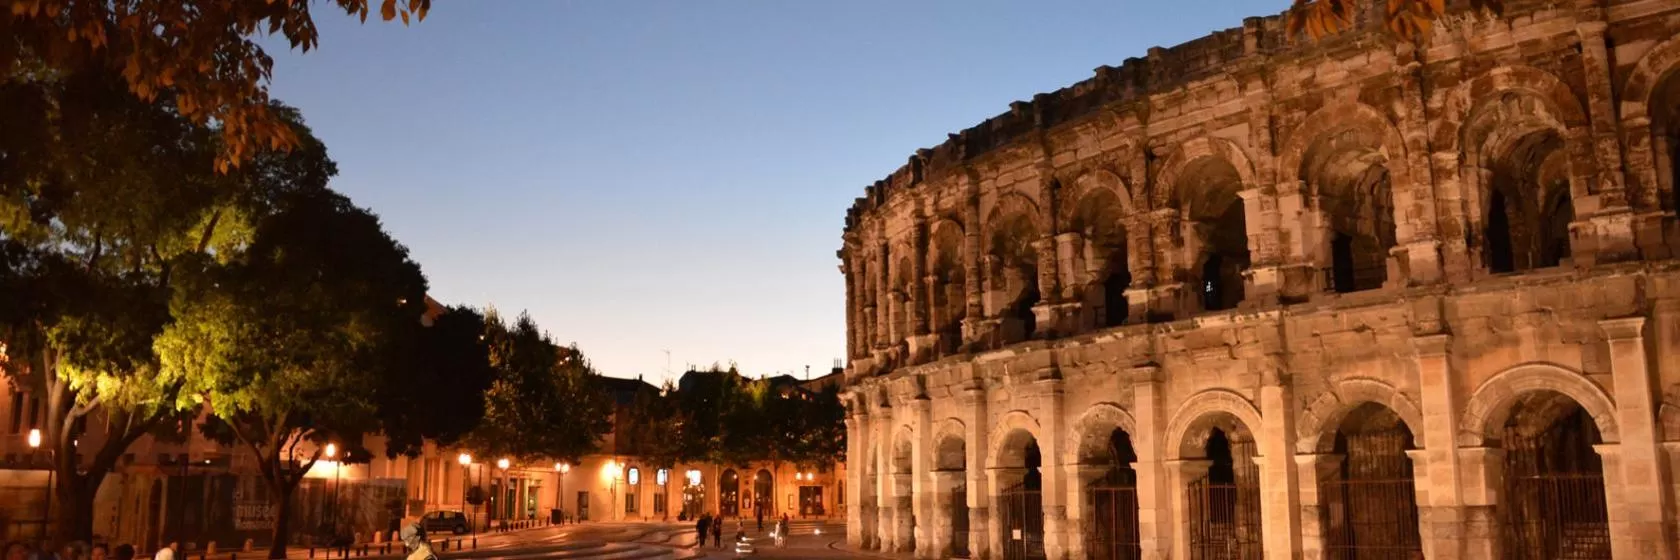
top-left (421, 510), bottom-right (472, 535)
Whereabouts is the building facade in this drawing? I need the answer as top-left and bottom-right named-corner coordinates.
top-left (836, 1), bottom-right (1680, 559)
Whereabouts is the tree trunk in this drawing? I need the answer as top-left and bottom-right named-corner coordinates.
top-left (267, 483), bottom-right (297, 560)
top-left (54, 470), bottom-right (104, 544)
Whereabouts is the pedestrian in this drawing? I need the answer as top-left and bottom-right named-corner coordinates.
top-left (755, 508), bottom-right (763, 533)
top-left (4, 542), bottom-right (28, 560)
top-left (111, 546), bottom-right (133, 560)
top-left (88, 545), bottom-right (107, 560)
top-left (710, 515), bottom-right (722, 548)
top-left (695, 513), bottom-right (709, 547)
top-left (399, 522), bottom-right (436, 560)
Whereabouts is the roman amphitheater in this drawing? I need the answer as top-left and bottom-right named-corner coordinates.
top-left (835, 1), bottom-right (1680, 559)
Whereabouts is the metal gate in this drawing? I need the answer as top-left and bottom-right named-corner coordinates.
top-left (1500, 413), bottom-right (1610, 560)
top-left (1000, 480), bottom-right (1045, 560)
top-left (951, 482), bottom-right (970, 557)
top-left (1086, 470), bottom-right (1141, 560)
top-left (1187, 436), bottom-right (1261, 560)
top-left (1321, 429), bottom-right (1422, 559)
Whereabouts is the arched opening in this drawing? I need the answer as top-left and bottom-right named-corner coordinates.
top-left (893, 254), bottom-right (915, 346)
top-left (1299, 125), bottom-right (1398, 293)
top-left (682, 470), bottom-right (705, 519)
top-left (1497, 392), bottom-right (1610, 559)
top-left (1176, 157), bottom-right (1249, 312)
top-left (988, 211), bottom-right (1041, 344)
top-left (720, 469), bottom-right (740, 518)
top-left (1083, 428), bottom-right (1141, 560)
top-left (997, 430), bottom-right (1046, 560)
top-left (1182, 420), bottom-right (1262, 560)
top-left (1317, 403), bottom-right (1422, 558)
top-left (753, 470), bottom-right (773, 519)
top-left (935, 434), bottom-right (970, 558)
top-left (1067, 188), bottom-right (1131, 329)
top-left (929, 222), bottom-right (968, 357)
top-left (1466, 94), bottom-right (1575, 274)
top-left (1647, 64), bottom-right (1680, 209)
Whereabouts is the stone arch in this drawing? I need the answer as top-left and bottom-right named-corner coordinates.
top-left (891, 424), bottom-right (916, 474)
top-left (1457, 362), bottom-right (1620, 447)
top-left (1060, 168), bottom-right (1137, 222)
top-left (1062, 175), bottom-right (1135, 328)
top-left (1441, 65), bottom-right (1590, 153)
top-left (1065, 402), bottom-right (1140, 466)
top-left (985, 192), bottom-right (1045, 343)
top-left (1457, 84), bottom-right (1587, 274)
top-left (1296, 378), bottom-right (1425, 454)
top-left (1164, 389), bottom-right (1264, 460)
top-left (985, 191), bottom-right (1044, 236)
top-left (1621, 35), bottom-right (1680, 211)
top-left (988, 409), bottom-right (1045, 467)
top-left (1282, 103), bottom-right (1411, 292)
top-left (1153, 136), bottom-right (1261, 209)
top-left (927, 219), bottom-right (968, 356)
top-left (933, 417), bottom-right (968, 471)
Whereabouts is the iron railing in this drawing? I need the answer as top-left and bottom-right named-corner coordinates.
top-left (1000, 481), bottom-right (1045, 560)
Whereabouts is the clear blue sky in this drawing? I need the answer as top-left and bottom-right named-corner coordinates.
top-left (264, 0), bottom-right (1286, 384)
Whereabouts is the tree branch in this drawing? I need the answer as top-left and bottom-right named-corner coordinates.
top-left (195, 209), bottom-right (224, 254)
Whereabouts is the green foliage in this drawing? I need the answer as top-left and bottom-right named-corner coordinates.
top-left (459, 312), bottom-right (614, 464)
top-left (381, 305), bottom-right (495, 457)
top-left (618, 380), bottom-right (684, 469)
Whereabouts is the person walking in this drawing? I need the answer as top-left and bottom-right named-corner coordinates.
top-left (755, 507), bottom-right (763, 533)
top-left (695, 513), bottom-right (710, 548)
top-left (710, 516), bottom-right (722, 548)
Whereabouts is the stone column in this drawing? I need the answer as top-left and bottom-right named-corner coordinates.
top-left (893, 472), bottom-right (915, 553)
top-left (1598, 317), bottom-right (1675, 557)
top-left (929, 470), bottom-right (962, 558)
top-left (1129, 365), bottom-right (1171, 560)
top-left (911, 397), bottom-right (933, 558)
top-left (1576, 21), bottom-right (1639, 262)
top-left (846, 413), bottom-right (867, 547)
top-left (1295, 453), bottom-right (1343, 560)
top-left (1457, 447), bottom-right (1503, 559)
top-left (875, 245), bottom-right (891, 349)
top-left (1062, 464), bottom-right (1106, 560)
top-left (875, 405), bottom-right (896, 550)
top-left (1036, 377), bottom-right (1070, 559)
top-left (1144, 208), bottom-right (1187, 320)
top-left (1410, 333), bottom-right (1469, 559)
top-left (964, 382), bottom-right (992, 559)
top-left (1166, 460), bottom-right (1212, 560)
top-left (1256, 369), bottom-right (1302, 560)
top-left (964, 191), bottom-right (984, 325)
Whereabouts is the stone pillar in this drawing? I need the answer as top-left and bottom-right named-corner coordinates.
top-left (1062, 464), bottom-right (1106, 560)
top-left (1295, 453), bottom-right (1343, 560)
top-left (1598, 317), bottom-right (1675, 557)
top-left (1576, 21), bottom-right (1639, 262)
top-left (875, 245), bottom-right (891, 349)
top-left (846, 413), bottom-right (867, 548)
top-left (1457, 447), bottom-right (1503, 559)
top-left (1256, 369), bottom-right (1302, 560)
top-left (1130, 366), bottom-right (1171, 560)
top-left (1237, 187), bottom-right (1283, 307)
top-left (964, 382), bottom-right (992, 559)
top-left (893, 472), bottom-right (915, 553)
top-left (875, 405), bottom-right (896, 550)
top-left (1394, 56), bottom-right (1445, 286)
top-left (964, 192), bottom-right (984, 321)
top-left (1166, 460), bottom-right (1212, 560)
top-left (912, 397), bottom-right (934, 558)
top-left (1036, 377), bottom-right (1070, 559)
top-left (1410, 333), bottom-right (1469, 559)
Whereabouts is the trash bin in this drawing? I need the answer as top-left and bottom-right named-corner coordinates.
top-left (550, 509), bottom-right (563, 524)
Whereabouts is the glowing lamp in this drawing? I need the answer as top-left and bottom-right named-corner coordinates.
top-left (497, 458), bottom-right (510, 470)
top-left (458, 453), bottom-right (472, 466)
top-left (27, 428), bottom-right (41, 448)
top-left (325, 443), bottom-right (337, 458)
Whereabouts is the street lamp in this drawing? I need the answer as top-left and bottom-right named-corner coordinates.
top-left (496, 458), bottom-right (510, 528)
top-left (554, 463), bottom-right (570, 524)
top-left (604, 460), bottom-right (622, 521)
top-left (325, 443), bottom-right (339, 537)
top-left (458, 453), bottom-right (474, 535)
top-left (27, 429), bottom-right (50, 538)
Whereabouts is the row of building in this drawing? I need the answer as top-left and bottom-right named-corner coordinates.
top-left (0, 313), bottom-right (848, 550)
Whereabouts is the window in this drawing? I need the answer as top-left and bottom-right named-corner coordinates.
top-left (627, 467), bottom-right (640, 486)
top-left (654, 492), bottom-right (666, 514)
top-left (625, 492), bottom-right (638, 514)
top-left (656, 468), bottom-right (668, 486)
top-left (8, 393), bottom-right (22, 434)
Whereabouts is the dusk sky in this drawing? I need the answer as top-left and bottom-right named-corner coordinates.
top-left (264, 0), bottom-right (1286, 384)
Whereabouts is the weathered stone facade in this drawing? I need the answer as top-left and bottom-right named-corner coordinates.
top-left (836, 0), bottom-right (1680, 558)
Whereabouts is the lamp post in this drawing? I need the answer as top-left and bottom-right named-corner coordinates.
top-left (553, 463), bottom-right (569, 524)
top-left (604, 460), bottom-right (622, 522)
top-left (27, 429), bottom-right (50, 538)
top-left (457, 453), bottom-right (473, 536)
top-left (496, 458), bottom-right (510, 529)
top-left (325, 443), bottom-right (339, 538)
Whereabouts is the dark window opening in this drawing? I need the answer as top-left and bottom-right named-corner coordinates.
top-left (1487, 190), bottom-right (1515, 274)
top-left (1013, 270), bottom-right (1041, 340)
top-left (1101, 262), bottom-right (1130, 328)
top-left (1538, 188), bottom-right (1574, 268)
top-left (1330, 232), bottom-right (1357, 293)
top-left (1669, 133), bottom-right (1680, 211)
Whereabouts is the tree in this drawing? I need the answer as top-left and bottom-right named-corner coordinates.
top-left (618, 381), bottom-right (685, 518)
top-left (1, 0), bottom-right (429, 171)
top-left (380, 305), bottom-right (495, 457)
top-left (458, 313), bottom-right (613, 465)
top-left (0, 72), bottom-right (333, 543)
top-left (155, 187), bottom-right (429, 558)
top-left (1288, 0), bottom-right (1502, 42)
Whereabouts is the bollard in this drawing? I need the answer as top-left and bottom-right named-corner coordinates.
top-left (308, 547), bottom-right (315, 559)
top-left (231, 554), bottom-right (237, 560)
top-left (207, 543), bottom-right (217, 556)
top-left (244, 539), bottom-right (255, 553)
